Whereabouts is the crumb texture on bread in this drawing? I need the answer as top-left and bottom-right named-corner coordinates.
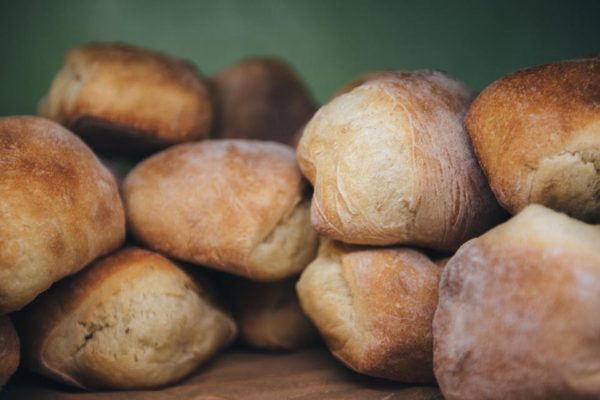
top-left (433, 205), bottom-right (600, 400)
top-left (124, 140), bottom-right (318, 281)
top-left (297, 240), bottom-right (441, 383)
top-left (297, 70), bottom-right (503, 251)
top-left (39, 42), bottom-right (213, 147)
top-left (248, 200), bottom-right (318, 281)
top-left (18, 247), bottom-right (237, 390)
top-left (0, 116), bottom-right (125, 313)
top-left (466, 58), bottom-right (600, 221)
top-left (529, 148), bottom-right (600, 222)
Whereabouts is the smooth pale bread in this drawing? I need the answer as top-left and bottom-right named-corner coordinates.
top-left (123, 139), bottom-right (318, 281)
top-left (0, 116), bottom-right (125, 313)
top-left (17, 247), bottom-right (237, 390)
top-left (434, 205), bottom-right (600, 400)
top-left (297, 70), bottom-right (504, 251)
top-left (297, 240), bottom-right (442, 383)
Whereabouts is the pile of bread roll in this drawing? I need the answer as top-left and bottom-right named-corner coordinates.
top-left (0, 42), bottom-right (598, 399)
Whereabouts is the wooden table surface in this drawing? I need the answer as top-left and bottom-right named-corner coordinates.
top-left (2, 347), bottom-right (443, 399)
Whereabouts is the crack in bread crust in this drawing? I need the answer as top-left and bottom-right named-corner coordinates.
top-left (248, 199), bottom-right (318, 281)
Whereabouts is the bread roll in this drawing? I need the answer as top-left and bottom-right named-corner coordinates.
top-left (212, 57), bottom-right (316, 145)
top-left (466, 58), bottom-right (600, 222)
top-left (225, 277), bottom-right (317, 350)
top-left (0, 316), bottom-right (19, 388)
top-left (297, 240), bottom-right (441, 383)
top-left (0, 116), bottom-right (125, 313)
top-left (38, 42), bottom-right (213, 156)
top-left (123, 140), bottom-right (318, 281)
top-left (433, 205), bottom-right (600, 400)
top-left (297, 70), bottom-right (504, 251)
top-left (17, 247), bottom-right (237, 390)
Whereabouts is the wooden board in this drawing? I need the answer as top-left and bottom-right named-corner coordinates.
top-left (2, 347), bottom-right (443, 399)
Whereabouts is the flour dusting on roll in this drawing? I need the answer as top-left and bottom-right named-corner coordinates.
top-left (124, 140), bottom-right (318, 281)
top-left (434, 205), bottom-right (600, 400)
top-left (297, 70), bottom-right (504, 251)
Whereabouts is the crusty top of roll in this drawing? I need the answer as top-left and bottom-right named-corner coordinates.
top-left (39, 42), bottom-right (213, 145)
top-left (298, 70), bottom-right (503, 251)
top-left (0, 116), bottom-right (125, 313)
top-left (466, 58), bottom-right (600, 221)
top-left (124, 139), bottom-right (315, 281)
top-left (17, 247), bottom-right (237, 390)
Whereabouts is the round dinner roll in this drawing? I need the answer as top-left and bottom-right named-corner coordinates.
top-left (16, 247), bottom-right (237, 390)
top-left (0, 116), bottom-right (125, 313)
top-left (466, 58), bottom-right (600, 222)
top-left (0, 316), bottom-right (20, 389)
top-left (123, 139), bottom-right (319, 281)
top-left (297, 239), bottom-right (442, 383)
top-left (38, 42), bottom-right (213, 156)
top-left (224, 277), bottom-right (317, 350)
top-left (212, 57), bottom-right (317, 145)
top-left (433, 205), bottom-right (600, 400)
top-left (297, 70), bottom-right (504, 252)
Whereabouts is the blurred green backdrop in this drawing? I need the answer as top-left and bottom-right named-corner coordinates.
top-left (1, 0), bottom-right (599, 116)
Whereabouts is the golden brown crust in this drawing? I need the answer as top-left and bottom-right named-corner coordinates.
top-left (0, 116), bottom-right (125, 313)
top-left (297, 70), bottom-right (504, 251)
top-left (224, 277), bottom-right (317, 350)
top-left (17, 247), bottom-right (237, 390)
top-left (297, 240), bottom-right (441, 383)
top-left (0, 316), bottom-right (19, 388)
top-left (212, 57), bottom-right (317, 145)
top-left (123, 139), bottom-right (318, 281)
top-left (466, 58), bottom-right (600, 222)
top-left (433, 205), bottom-right (600, 400)
top-left (38, 42), bottom-right (213, 155)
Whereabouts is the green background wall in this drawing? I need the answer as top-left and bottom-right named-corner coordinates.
top-left (1, 0), bottom-right (599, 116)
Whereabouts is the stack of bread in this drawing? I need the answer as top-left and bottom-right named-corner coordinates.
top-left (0, 41), bottom-right (598, 399)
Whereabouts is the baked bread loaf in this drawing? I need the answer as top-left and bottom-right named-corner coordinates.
top-left (0, 116), bottom-right (125, 313)
top-left (38, 42), bottom-right (213, 156)
top-left (123, 139), bottom-right (318, 281)
top-left (225, 277), bottom-right (317, 350)
top-left (433, 205), bottom-right (600, 400)
top-left (297, 240), bottom-right (441, 383)
top-left (466, 58), bottom-right (600, 222)
top-left (297, 70), bottom-right (504, 251)
top-left (0, 316), bottom-right (19, 389)
top-left (17, 247), bottom-right (237, 390)
top-left (212, 57), bottom-right (316, 145)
